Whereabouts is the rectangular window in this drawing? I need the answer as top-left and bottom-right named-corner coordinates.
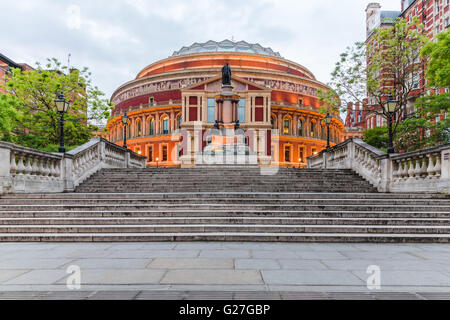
top-left (207, 98), bottom-right (215, 123)
top-left (298, 99), bottom-right (303, 106)
top-left (413, 74), bottom-right (420, 89)
top-left (148, 146), bottom-right (153, 162)
top-left (299, 147), bottom-right (305, 163)
top-left (284, 146), bottom-right (291, 162)
top-left (238, 99), bottom-right (246, 122)
top-left (162, 145), bottom-right (168, 162)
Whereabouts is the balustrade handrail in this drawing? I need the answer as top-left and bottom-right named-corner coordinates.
top-left (390, 143), bottom-right (450, 160)
top-left (0, 141), bottom-right (63, 160)
top-left (306, 138), bottom-right (449, 194)
top-left (0, 137), bottom-right (146, 194)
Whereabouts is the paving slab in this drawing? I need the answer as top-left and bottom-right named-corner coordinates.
top-left (0, 270), bottom-right (30, 284)
top-left (161, 270), bottom-right (263, 285)
top-left (262, 270), bottom-right (365, 286)
top-left (199, 250), bottom-right (250, 259)
top-left (351, 270), bottom-right (450, 287)
top-left (278, 259), bottom-right (328, 270)
top-left (295, 251), bottom-right (349, 260)
top-left (251, 250), bottom-right (298, 259)
top-left (0, 258), bottom-right (72, 269)
top-left (235, 259), bottom-right (280, 270)
top-left (64, 258), bottom-right (151, 269)
top-left (339, 251), bottom-right (425, 260)
top-left (147, 258), bottom-right (233, 269)
top-left (56, 269), bottom-right (167, 285)
top-left (107, 249), bottom-right (199, 259)
top-left (2, 270), bottom-right (68, 285)
top-left (321, 259), bottom-right (448, 271)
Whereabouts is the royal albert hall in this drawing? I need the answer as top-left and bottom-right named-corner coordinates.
top-left (107, 40), bottom-right (345, 167)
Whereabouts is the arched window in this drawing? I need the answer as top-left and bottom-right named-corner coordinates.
top-left (136, 119), bottom-right (142, 137)
top-left (283, 117), bottom-right (290, 135)
top-left (148, 118), bottom-right (154, 136)
top-left (127, 123), bottom-right (131, 139)
top-left (310, 122), bottom-right (315, 138)
top-left (162, 116), bottom-right (169, 134)
top-left (298, 119), bottom-right (303, 136)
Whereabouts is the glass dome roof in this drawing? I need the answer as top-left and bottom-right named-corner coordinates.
top-left (171, 40), bottom-right (282, 58)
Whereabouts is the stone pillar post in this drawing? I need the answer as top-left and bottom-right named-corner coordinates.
top-left (0, 147), bottom-right (12, 194)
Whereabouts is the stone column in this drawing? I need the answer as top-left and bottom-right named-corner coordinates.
top-left (0, 147), bottom-right (12, 194)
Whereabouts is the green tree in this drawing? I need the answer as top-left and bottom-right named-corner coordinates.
top-left (421, 30), bottom-right (450, 88)
top-left (320, 17), bottom-right (429, 139)
top-left (363, 126), bottom-right (389, 151)
top-left (417, 29), bottom-right (450, 148)
top-left (1, 58), bottom-right (112, 150)
top-left (0, 94), bottom-right (21, 142)
top-left (393, 117), bottom-right (432, 152)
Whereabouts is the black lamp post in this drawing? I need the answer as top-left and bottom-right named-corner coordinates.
top-left (55, 92), bottom-right (70, 153)
top-left (324, 112), bottom-right (332, 150)
top-left (384, 95), bottom-right (398, 154)
top-left (121, 112), bottom-right (129, 149)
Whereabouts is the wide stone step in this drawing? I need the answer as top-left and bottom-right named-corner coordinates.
top-left (2, 203), bottom-right (447, 211)
top-left (2, 192), bottom-right (447, 200)
top-left (0, 232), bottom-right (449, 243)
top-left (2, 198), bottom-right (448, 205)
top-left (2, 224), bottom-right (450, 234)
top-left (0, 216), bottom-right (448, 226)
top-left (2, 210), bottom-right (449, 218)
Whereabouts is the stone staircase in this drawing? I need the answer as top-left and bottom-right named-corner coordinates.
top-left (0, 167), bottom-right (449, 242)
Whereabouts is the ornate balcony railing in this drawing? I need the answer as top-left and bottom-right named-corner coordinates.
top-left (0, 138), bottom-right (146, 194)
top-left (307, 138), bottom-right (450, 194)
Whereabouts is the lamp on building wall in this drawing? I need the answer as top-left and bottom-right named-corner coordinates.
top-left (55, 91), bottom-right (70, 153)
top-left (383, 95), bottom-right (398, 154)
top-left (324, 112), bottom-right (332, 151)
top-left (121, 112), bottom-right (129, 149)
top-left (156, 157), bottom-right (159, 168)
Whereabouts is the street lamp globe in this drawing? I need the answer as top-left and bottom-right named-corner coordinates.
top-left (384, 95), bottom-right (398, 113)
top-left (324, 112), bottom-right (332, 125)
top-left (121, 112), bottom-right (129, 125)
top-left (55, 92), bottom-right (69, 113)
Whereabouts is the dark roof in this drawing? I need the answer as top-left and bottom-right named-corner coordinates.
top-left (172, 40), bottom-right (282, 58)
top-left (402, 0), bottom-right (417, 13)
top-left (380, 11), bottom-right (401, 24)
top-left (0, 53), bottom-right (23, 69)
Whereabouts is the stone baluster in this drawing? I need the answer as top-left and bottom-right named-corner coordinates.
top-left (10, 152), bottom-right (17, 175)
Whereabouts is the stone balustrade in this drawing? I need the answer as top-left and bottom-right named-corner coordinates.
top-left (308, 138), bottom-right (450, 194)
top-left (0, 138), bottom-right (146, 194)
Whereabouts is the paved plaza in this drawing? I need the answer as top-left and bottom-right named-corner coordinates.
top-left (0, 242), bottom-right (450, 298)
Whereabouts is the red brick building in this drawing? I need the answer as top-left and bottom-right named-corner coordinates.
top-left (0, 53), bottom-right (33, 93)
top-left (345, 1), bottom-right (449, 133)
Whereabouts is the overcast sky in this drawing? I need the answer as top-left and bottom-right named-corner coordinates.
top-left (2, 0), bottom-right (400, 100)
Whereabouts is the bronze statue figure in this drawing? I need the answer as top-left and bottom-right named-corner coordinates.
top-left (221, 62), bottom-right (231, 85)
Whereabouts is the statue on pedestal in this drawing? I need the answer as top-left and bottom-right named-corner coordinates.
top-left (222, 62), bottom-right (231, 85)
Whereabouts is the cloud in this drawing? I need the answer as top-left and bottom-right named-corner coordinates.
top-left (1, 0), bottom-right (403, 106)
top-left (66, 5), bottom-right (82, 30)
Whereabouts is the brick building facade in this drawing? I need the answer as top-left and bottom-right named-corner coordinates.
top-left (345, 0), bottom-right (449, 133)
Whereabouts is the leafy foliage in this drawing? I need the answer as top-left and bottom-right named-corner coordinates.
top-left (0, 94), bottom-right (21, 142)
top-left (321, 18), bottom-right (428, 138)
top-left (0, 58), bottom-right (112, 150)
top-left (421, 30), bottom-right (450, 88)
top-left (363, 126), bottom-right (389, 151)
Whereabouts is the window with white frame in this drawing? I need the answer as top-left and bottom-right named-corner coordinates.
top-left (413, 73), bottom-right (420, 89)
